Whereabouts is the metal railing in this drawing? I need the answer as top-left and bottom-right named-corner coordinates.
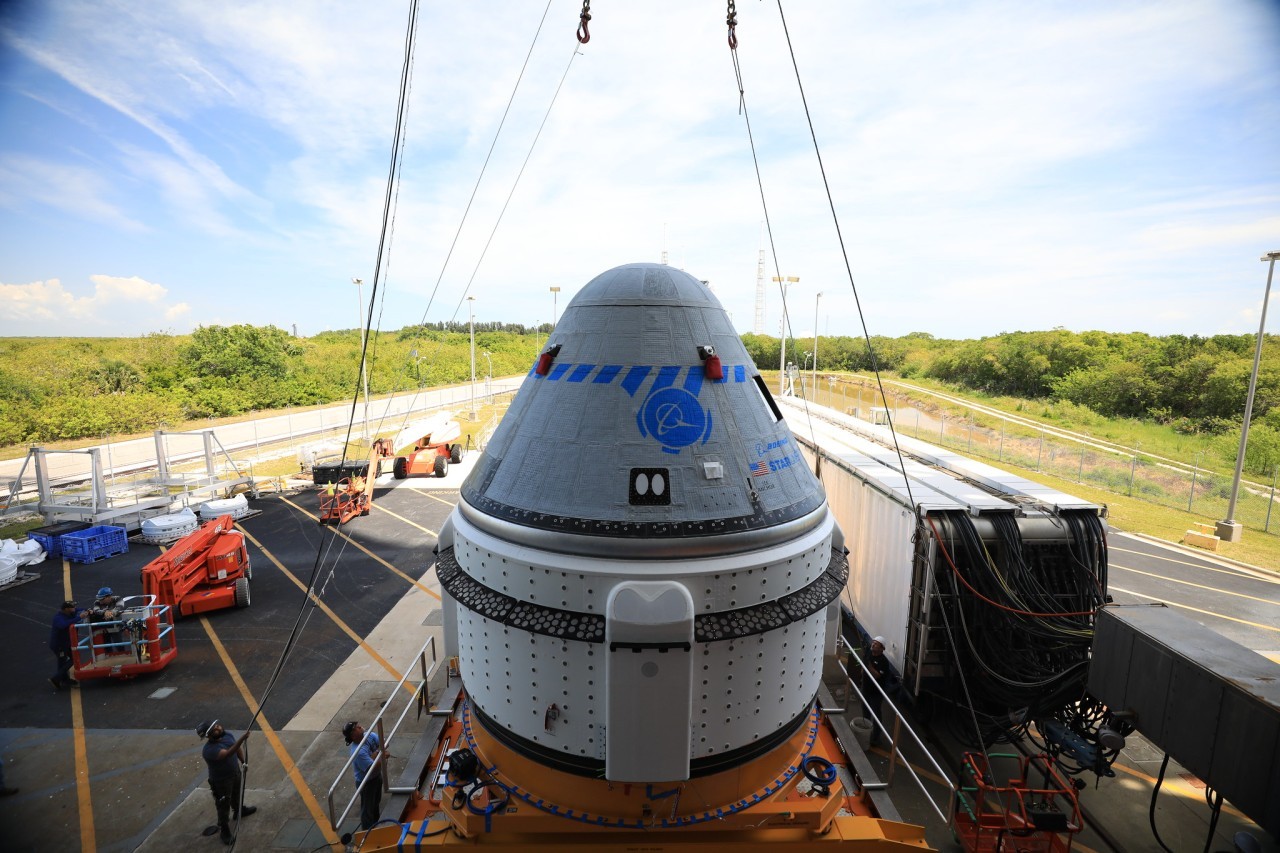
top-left (831, 637), bottom-right (956, 825)
top-left (326, 635), bottom-right (440, 831)
top-left (70, 595), bottom-right (176, 667)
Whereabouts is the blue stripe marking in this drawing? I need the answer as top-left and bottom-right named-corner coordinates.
top-left (594, 365), bottom-right (622, 384)
top-left (547, 363), bottom-right (572, 381)
top-left (652, 365), bottom-right (681, 391)
top-left (683, 367), bottom-right (704, 397)
top-left (735, 364), bottom-right (746, 382)
top-left (620, 366), bottom-right (651, 396)
top-left (568, 364), bottom-right (593, 383)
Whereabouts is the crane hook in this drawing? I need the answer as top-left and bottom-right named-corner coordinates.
top-left (577, 0), bottom-right (592, 44)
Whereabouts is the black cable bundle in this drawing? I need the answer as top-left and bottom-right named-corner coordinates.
top-left (929, 510), bottom-right (1107, 747)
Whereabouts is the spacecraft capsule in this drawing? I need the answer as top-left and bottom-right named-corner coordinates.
top-left (439, 262), bottom-right (846, 783)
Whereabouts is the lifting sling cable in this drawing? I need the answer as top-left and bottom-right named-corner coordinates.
top-left (225, 7), bottom-right (423, 849)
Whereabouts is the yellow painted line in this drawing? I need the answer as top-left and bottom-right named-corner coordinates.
top-left (1108, 586), bottom-right (1280, 634)
top-left (1110, 759), bottom-right (1247, 820)
top-left (275, 496), bottom-right (440, 601)
top-left (200, 618), bottom-right (342, 850)
top-left (408, 488), bottom-right (458, 507)
top-left (1109, 546), bottom-right (1280, 584)
top-left (1110, 562), bottom-right (1280, 607)
top-left (369, 500), bottom-right (439, 538)
top-left (63, 562), bottom-right (96, 852)
top-left (232, 524), bottom-right (412, 688)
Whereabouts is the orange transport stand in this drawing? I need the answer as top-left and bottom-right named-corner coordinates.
top-left (347, 687), bottom-right (932, 852)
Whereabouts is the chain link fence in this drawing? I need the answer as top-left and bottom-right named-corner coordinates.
top-left (802, 378), bottom-right (1279, 536)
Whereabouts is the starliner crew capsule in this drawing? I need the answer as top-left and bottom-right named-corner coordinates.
top-left (434, 261), bottom-right (852, 814)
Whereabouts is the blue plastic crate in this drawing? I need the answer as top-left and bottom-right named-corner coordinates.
top-left (61, 525), bottom-right (129, 564)
top-left (27, 521), bottom-right (92, 558)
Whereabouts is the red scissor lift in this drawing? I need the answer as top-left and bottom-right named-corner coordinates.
top-left (70, 595), bottom-right (178, 680)
top-left (953, 751), bottom-right (1082, 853)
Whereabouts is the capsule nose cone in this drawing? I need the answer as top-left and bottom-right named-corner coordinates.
top-left (461, 263), bottom-right (825, 550)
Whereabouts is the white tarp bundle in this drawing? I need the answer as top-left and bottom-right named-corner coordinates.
top-left (0, 538), bottom-right (46, 583)
top-left (199, 493), bottom-right (251, 521)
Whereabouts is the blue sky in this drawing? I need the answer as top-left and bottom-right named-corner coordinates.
top-left (1, 0), bottom-right (1278, 341)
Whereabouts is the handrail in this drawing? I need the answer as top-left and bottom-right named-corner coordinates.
top-left (71, 595), bottom-right (173, 665)
top-left (326, 635), bottom-right (440, 831)
top-left (835, 636), bottom-right (956, 825)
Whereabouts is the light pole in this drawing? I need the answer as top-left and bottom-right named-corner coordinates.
top-left (550, 286), bottom-right (562, 329)
top-left (772, 275), bottom-right (799, 394)
top-left (813, 291), bottom-right (822, 396)
top-left (352, 277), bottom-right (370, 439)
top-left (483, 351), bottom-right (493, 400)
top-left (1218, 249), bottom-right (1280, 542)
top-left (468, 296), bottom-right (477, 418)
top-left (409, 348), bottom-right (426, 388)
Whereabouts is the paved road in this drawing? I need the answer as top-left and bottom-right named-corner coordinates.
top-left (0, 379), bottom-right (523, 490)
top-left (1107, 530), bottom-right (1280, 659)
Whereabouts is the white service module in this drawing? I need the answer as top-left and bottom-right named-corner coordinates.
top-left (437, 263), bottom-right (846, 783)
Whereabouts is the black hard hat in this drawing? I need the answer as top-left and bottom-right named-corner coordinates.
top-left (196, 719), bottom-right (219, 738)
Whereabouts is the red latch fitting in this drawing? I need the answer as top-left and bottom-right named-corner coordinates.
top-left (697, 345), bottom-right (723, 380)
top-left (536, 344), bottom-right (562, 376)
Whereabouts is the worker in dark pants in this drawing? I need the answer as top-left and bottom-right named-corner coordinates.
top-left (343, 721), bottom-right (385, 830)
top-left (49, 601), bottom-right (85, 690)
top-left (197, 720), bottom-right (256, 845)
top-left (864, 636), bottom-right (901, 746)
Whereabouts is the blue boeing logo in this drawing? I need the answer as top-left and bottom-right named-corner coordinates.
top-left (637, 386), bottom-right (713, 454)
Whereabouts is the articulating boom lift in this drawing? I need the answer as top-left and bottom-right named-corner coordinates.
top-left (140, 514), bottom-right (251, 616)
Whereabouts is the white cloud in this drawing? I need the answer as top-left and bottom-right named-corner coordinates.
top-left (0, 276), bottom-right (188, 334)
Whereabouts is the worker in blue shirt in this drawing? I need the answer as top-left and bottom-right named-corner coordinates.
top-left (49, 601), bottom-right (85, 690)
top-left (343, 721), bottom-right (386, 830)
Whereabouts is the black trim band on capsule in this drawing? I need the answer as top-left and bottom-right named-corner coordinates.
top-left (609, 641), bottom-right (692, 653)
top-left (468, 691), bottom-right (815, 779)
top-left (434, 547), bottom-right (849, 645)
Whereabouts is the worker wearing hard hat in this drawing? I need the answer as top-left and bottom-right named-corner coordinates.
top-left (864, 636), bottom-right (900, 747)
top-left (196, 719), bottom-right (256, 845)
top-left (90, 587), bottom-right (124, 651)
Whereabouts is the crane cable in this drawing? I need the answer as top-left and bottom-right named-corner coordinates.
top-left (389, 0), bottom-right (559, 440)
top-left (223, 3), bottom-right (423, 849)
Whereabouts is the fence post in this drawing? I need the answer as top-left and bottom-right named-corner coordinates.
top-left (998, 425), bottom-right (1004, 461)
top-left (1077, 447), bottom-right (1086, 482)
top-left (939, 418), bottom-right (945, 443)
top-left (103, 432), bottom-right (115, 486)
top-left (916, 410), bottom-right (921, 437)
top-left (1188, 451), bottom-right (1202, 513)
top-left (1267, 466), bottom-right (1278, 533)
top-left (967, 417), bottom-right (973, 451)
top-left (1036, 437), bottom-right (1044, 471)
top-left (1129, 454), bottom-right (1138, 496)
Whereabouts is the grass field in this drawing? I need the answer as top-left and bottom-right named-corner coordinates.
top-left (789, 371), bottom-right (1280, 574)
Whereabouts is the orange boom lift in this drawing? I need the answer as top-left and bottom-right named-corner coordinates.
top-left (140, 514), bottom-right (252, 616)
